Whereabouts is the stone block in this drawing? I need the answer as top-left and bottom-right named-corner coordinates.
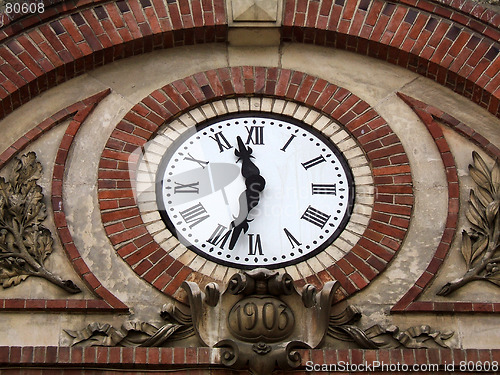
top-left (228, 0), bottom-right (283, 27)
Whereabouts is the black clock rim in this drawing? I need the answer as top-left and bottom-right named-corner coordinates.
top-left (154, 111), bottom-right (356, 270)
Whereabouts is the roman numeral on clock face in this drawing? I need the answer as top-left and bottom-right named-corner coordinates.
top-left (207, 224), bottom-right (231, 249)
top-left (311, 183), bottom-right (337, 195)
top-left (301, 205), bottom-right (331, 229)
top-left (245, 126), bottom-right (264, 145)
top-left (209, 131), bottom-right (232, 153)
top-left (174, 181), bottom-right (199, 194)
top-left (183, 153), bottom-right (209, 169)
top-left (302, 155), bottom-right (326, 170)
top-left (179, 202), bottom-right (209, 229)
top-left (280, 134), bottom-right (296, 152)
top-left (283, 228), bottom-right (301, 249)
top-left (248, 234), bottom-right (263, 255)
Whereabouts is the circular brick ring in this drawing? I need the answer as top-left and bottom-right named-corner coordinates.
top-left (135, 98), bottom-right (374, 280)
top-left (98, 66), bottom-right (413, 302)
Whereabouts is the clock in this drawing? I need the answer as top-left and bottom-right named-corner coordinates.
top-left (156, 113), bottom-right (354, 269)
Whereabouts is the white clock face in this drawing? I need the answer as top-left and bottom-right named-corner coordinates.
top-left (156, 114), bottom-right (354, 269)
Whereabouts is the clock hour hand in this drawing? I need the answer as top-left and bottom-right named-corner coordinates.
top-left (228, 137), bottom-right (266, 250)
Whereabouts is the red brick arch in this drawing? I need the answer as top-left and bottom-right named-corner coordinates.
top-left (0, 0), bottom-right (497, 121)
top-left (97, 66), bottom-right (413, 302)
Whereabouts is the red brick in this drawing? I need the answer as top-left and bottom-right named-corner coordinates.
top-left (358, 238), bottom-right (394, 262)
top-left (173, 347), bottom-right (186, 364)
top-left (25, 300), bottom-right (47, 310)
top-left (147, 347), bottom-right (160, 365)
top-left (374, 202), bottom-right (412, 216)
top-left (154, 271), bottom-right (173, 290)
top-left (349, 271), bottom-right (368, 289)
top-left (46, 300), bottom-right (67, 309)
top-left (101, 207), bottom-right (141, 223)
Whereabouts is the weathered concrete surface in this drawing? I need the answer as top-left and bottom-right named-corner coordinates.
top-left (401, 78), bottom-right (500, 148)
top-left (281, 44), bottom-right (419, 105)
top-left (348, 95), bottom-right (448, 323)
top-left (63, 91), bottom-right (173, 321)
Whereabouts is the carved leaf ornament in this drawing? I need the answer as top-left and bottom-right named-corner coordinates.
top-left (0, 152), bottom-right (80, 293)
top-left (66, 268), bottom-right (453, 375)
top-left (65, 304), bottom-right (195, 346)
top-left (438, 152), bottom-right (500, 296)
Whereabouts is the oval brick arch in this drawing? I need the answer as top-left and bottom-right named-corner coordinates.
top-left (0, 0), bottom-right (497, 122)
top-left (97, 66), bottom-right (414, 302)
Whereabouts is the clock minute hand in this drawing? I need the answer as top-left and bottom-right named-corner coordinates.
top-left (228, 137), bottom-right (266, 250)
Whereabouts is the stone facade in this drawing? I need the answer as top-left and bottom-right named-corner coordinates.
top-left (0, 0), bottom-right (498, 373)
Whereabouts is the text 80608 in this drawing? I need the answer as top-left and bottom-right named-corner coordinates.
top-left (4, 1), bottom-right (44, 15)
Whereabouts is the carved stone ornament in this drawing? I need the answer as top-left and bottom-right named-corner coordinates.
top-left (65, 303), bottom-right (194, 346)
top-left (438, 152), bottom-right (500, 296)
top-left (0, 152), bottom-right (80, 293)
top-left (66, 268), bottom-right (453, 374)
top-left (183, 268), bottom-right (337, 374)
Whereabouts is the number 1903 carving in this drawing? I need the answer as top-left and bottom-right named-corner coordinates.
top-left (228, 296), bottom-right (295, 342)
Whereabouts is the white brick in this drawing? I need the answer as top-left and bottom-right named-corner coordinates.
top-left (315, 251), bottom-right (335, 268)
top-left (354, 175), bottom-right (374, 186)
top-left (303, 110), bottom-right (320, 126)
top-left (154, 134), bottom-right (174, 147)
top-left (136, 172), bottom-right (156, 183)
top-left (153, 228), bottom-right (173, 244)
top-left (292, 105), bottom-right (308, 121)
top-left (321, 122), bottom-right (341, 137)
top-left (341, 229), bottom-right (361, 245)
top-left (225, 98), bottom-right (239, 113)
top-left (329, 129), bottom-right (349, 144)
top-left (137, 191), bottom-right (156, 204)
top-left (284, 265), bottom-right (302, 280)
top-left (146, 221), bottom-right (166, 235)
top-left (347, 155), bottom-right (369, 168)
top-left (337, 137), bottom-right (357, 152)
top-left (162, 237), bottom-right (180, 252)
top-left (352, 165), bottom-right (372, 178)
top-left (343, 147), bottom-right (364, 160)
top-left (169, 244), bottom-right (187, 259)
top-left (332, 237), bottom-right (353, 253)
top-left (201, 103), bottom-right (217, 119)
top-left (212, 100), bottom-right (228, 116)
top-left (178, 249), bottom-right (197, 266)
top-left (237, 97), bottom-right (250, 111)
top-left (211, 265), bottom-right (229, 282)
top-left (141, 211), bottom-right (162, 224)
top-left (356, 184), bottom-right (375, 195)
top-left (312, 115), bottom-right (331, 131)
top-left (324, 245), bottom-right (344, 260)
top-left (199, 260), bottom-right (218, 276)
top-left (144, 141), bottom-right (167, 156)
top-left (136, 182), bottom-right (155, 194)
top-left (272, 99), bottom-right (286, 113)
top-left (282, 101), bottom-right (298, 117)
top-left (261, 98), bottom-right (274, 113)
top-left (350, 213), bottom-right (370, 226)
top-left (188, 255), bottom-right (206, 272)
top-left (189, 108), bottom-right (207, 124)
top-left (306, 256), bottom-right (325, 273)
top-left (138, 201), bottom-right (158, 212)
top-left (250, 97), bottom-right (262, 111)
top-left (353, 203), bottom-right (373, 216)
